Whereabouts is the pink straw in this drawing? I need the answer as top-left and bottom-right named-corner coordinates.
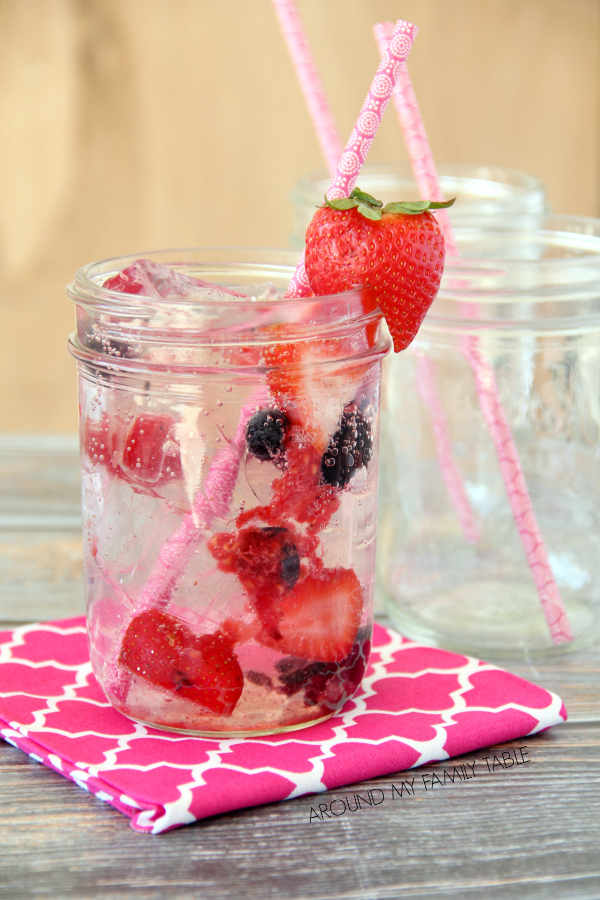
top-left (103, 394), bottom-right (266, 699)
top-left (414, 353), bottom-right (479, 543)
top-left (271, 0), bottom-right (342, 176)
top-left (285, 19), bottom-right (418, 298)
top-left (375, 22), bottom-right (572, 643)
top-left (271, 3), bottom-right (477, 544)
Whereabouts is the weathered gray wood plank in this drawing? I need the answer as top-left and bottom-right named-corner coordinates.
top-left (0, 723), bottom-right (598, 900)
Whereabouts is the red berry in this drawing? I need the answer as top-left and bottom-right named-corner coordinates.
top-left (258, 567), bottom-right (364, 663)
top-left (208, 525), bottom-right (310, 596)
top-left (82, 413), bottom-right (124, 471)
top-left (119, 610), bottom-right (243, 716)
top-left (84, 412), bottom-right (182, 487)
top-left (121, 414), bottom-right (181, 484)
top-left (305, 191), bottom-right (451, 353)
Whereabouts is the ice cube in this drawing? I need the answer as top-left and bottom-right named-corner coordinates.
top-left (103, 259), bottom-right (281, 307)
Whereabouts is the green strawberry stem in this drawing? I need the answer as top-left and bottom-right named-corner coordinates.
top-left (324, 187), bottom-right (455, 221)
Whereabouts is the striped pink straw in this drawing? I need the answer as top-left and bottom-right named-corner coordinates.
top-left (272, 0), bottom-right (343, 176)
top-left (284, 19), bottom-right (418, 298)
top-left (375, 22), bottom-right (572, 644)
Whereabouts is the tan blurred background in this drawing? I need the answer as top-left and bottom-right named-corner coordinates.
top-left (1, 0), bottom-right (599, 433)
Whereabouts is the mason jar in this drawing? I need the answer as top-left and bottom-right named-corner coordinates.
top-left (289, 162), bottom-right (548, 248)
top-left (378, 215), bottom-right (600, 660)
top-left (67, 248), bottom-right (389, 736)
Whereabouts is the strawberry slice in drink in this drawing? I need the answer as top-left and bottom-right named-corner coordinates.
top-left (83, 412), bottom-right (182, 487)
top-left (237, 432), bottom-right (340, 534)
top-left (263, 327), bottom-right (372, 456)
top-left (121, 413), bottom-right (182, 484)
top-left (119, 610), bottom-right (243, 716)
top-left (258, 566), bottom-right (364, 663)
top-left (208, 523), bottom-right (319, 597)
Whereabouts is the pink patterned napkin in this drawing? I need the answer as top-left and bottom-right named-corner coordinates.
top-left (0, 616), bottom-right (566, 834)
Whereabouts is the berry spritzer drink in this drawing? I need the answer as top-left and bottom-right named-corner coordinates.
top-left (68, 248), bottom-right (390, 736)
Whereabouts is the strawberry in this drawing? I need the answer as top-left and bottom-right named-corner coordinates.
top-left (83, 413), bottom-right (124, 472)
top-left (274, 625), bottom-right (371, 707)
top-left (121, 413), bottom-right (182, 484)
top-left (258, 567), bottom-right (364, 663)
top-left (119, 610), bottom-right (243, 715)
top-left (304, 189), bottom-right (454, 353)
top-left (83, 412), bottom-right (182, 487)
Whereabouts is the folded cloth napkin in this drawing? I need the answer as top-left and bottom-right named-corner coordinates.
top-left (0, 616), bottom-right (566, 834)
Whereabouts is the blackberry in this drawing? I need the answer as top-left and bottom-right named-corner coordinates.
top-left (245, 670), bottom-right (274, 691)
top-left (275, 657), bottom-right (334, 698)
top-left (246, 408), bottom-right (290, 461)
top-left (275, 626), bottom-right (372, 708)
top-left (320, 401), bottom-right (373, 489)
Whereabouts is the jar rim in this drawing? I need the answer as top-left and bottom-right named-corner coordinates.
top-left (67, 247), bottom-right (389, 372)
top-left (292, 161), bottom-right (546, 199)
top-left (67, 246), bottom-right (372, 313)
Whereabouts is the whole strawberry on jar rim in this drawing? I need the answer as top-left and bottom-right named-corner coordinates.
top-left (304, 188), bottom-right (454, 352)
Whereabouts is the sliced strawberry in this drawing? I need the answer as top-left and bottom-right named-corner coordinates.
top-left (103, 263), bottom-right (155, 295)
top-left (83, 411), bottom-right (182, 488)
top-left (103, 259), bottom-right (248, 299)
top-left (274, 626), bottom-right (371, 707)
top-left (121, 413), bottom-right (182, 484)
top-left (263, 335), bottom-right (365, 455)
top-left (82, 413), bottom-right (125, 471)
top-left (258, 567), bottom-right (364, 663)
top-left (119, 610), bottom-right (243, 716)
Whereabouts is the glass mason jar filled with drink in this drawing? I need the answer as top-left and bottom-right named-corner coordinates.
top-left (68, 248), bottom-right (389, 737)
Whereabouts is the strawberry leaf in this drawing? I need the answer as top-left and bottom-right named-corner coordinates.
top-left (350, 187), bottom-right (383, 207)
top-left (356, 203), bottom-right (383, 221)
top-left (382, 198), bottom-right (456, 215)
top-left (324, 196), bottom-right (359, 211)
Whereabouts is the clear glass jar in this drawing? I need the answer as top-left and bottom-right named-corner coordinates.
top-left (67, 248), bottom-right (389, 736)
top-left (378, 215), bottom-right (600, 659)
top-left (289, 162), bottom-right (548, 247)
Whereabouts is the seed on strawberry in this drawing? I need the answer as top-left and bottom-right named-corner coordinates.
top-left (245, 408), bottom-right (290, 462)
top-left (119, 610), bottom-right (243, 716)
top-left (321, 400), bottom-right (373, 489)
top-left (304, 189), bottom-right (454, 353)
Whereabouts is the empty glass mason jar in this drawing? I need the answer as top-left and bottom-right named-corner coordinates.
top-left (378, 215), bottom-right (600, 660)
top-left (67, 248), bottom-right (389, 736)
top-left (289, 162), bottom-right (548, 247)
